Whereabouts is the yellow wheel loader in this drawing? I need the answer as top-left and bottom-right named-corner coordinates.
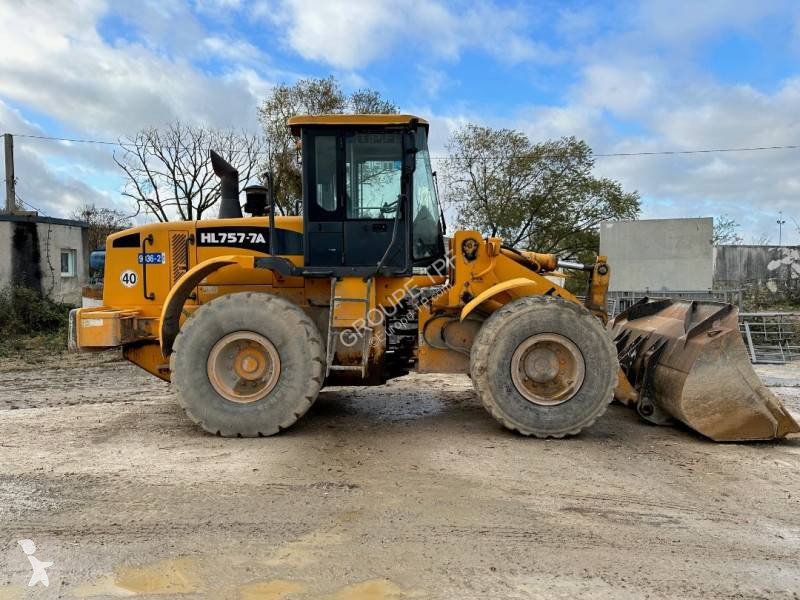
top-left (69, 114), bottom-right (798, 441)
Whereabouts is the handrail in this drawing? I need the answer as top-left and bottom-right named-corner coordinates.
top-left (141, 234), bottom-right (155, 300)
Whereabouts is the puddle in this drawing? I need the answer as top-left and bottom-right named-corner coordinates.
top-left (71, 556), bottom-right (202, 597)
top-left (324, 579), bottom-right (416, 599)
top-left (69, 540), bottom-right (414, 600)
top-left (336, 509), bottom-right (363, 523)
top-left (240, 579), bottom-right (305, 599)
top-left (0, 585), bottom-right (25, 600)
top-left (262, 529), bottom-right (344, 568)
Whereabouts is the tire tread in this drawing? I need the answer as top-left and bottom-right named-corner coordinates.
top-left (170, 293), bottom-right (324, 437)
top-left (470, 296), bottom-right (617, 438)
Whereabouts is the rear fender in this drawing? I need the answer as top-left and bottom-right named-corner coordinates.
top-left (159, 255), bottom-right (254, 355)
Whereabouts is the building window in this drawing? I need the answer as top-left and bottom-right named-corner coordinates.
top-left (60, 249), bottom-right (76, 277)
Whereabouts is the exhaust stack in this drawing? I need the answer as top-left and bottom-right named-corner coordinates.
top-left (210, 150), bottom-right (242, 219)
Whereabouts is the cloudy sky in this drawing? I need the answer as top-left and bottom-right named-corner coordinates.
top-left (1, 0), bottom-right (799, 243)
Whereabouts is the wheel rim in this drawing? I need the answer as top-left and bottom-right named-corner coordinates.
top-left (510, 333), bottom-right (585, 406)
top-left (207, 331), bottom-right (281, 404)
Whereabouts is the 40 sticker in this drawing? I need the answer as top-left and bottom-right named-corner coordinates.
top-left (120, 269), bottom-right (138, 288)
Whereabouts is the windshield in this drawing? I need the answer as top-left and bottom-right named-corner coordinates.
top-left (412, 129), bottom-right (442, 260)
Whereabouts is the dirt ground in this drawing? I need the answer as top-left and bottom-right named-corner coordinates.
top-left (0, 352), bottom-right (799, 600)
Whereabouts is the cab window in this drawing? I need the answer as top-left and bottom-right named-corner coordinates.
top-left (314, 135), bottom-right (338, 212)
top-left (412, 129), bottom-right (441, 260)
top-left (345, 132), bottom-right (402, 219)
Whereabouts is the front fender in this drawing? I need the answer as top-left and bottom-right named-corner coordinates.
top-left (459, 277), bottom-right (542, 321)
top-left (159, 254), bottom-right (254, 355)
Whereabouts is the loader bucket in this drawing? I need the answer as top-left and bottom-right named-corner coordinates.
top-left (611, 298), bottom-right (799, 441)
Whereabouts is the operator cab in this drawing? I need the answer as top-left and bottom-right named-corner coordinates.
top-left (289, 114), bottom-right (444, 276)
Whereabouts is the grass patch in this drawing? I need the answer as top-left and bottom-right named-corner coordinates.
top-left (0, 286), bottom-right (74, 360)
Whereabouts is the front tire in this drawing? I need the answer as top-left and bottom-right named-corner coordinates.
top-left (470, 296), bottom-right (617, 438)
top-left (170, 292), bottom-right (325, 436)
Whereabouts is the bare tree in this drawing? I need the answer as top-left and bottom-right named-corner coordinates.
top-left (749, 232), bottom-right (773, 245)
top-left (712, 214), bottom-right (743, 245)
top-left (114, 122), bottom-right (266, 221)
top-left (70, 203), bottom-right (132, 249)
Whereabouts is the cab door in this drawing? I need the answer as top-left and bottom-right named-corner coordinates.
top-left (303, 128), bottom-right (405, 270)
top-left (304, 132), bottom-right (345, 267)
top-left (342, 131), bottom-right (405, 268)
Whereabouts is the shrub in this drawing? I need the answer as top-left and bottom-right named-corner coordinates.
top-left (0, 286), bottom-right (73, 357)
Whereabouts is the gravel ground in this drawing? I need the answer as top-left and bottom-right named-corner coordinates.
top-left (0, 352), bottom-right (798, 599)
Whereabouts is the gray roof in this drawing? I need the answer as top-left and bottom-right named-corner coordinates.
top-left (0, 213), bottom-right (88, 228)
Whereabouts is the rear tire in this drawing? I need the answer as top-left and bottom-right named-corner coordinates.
top-left (470, 296), bottom-right (617, 438)
top-left (170, 292), bottom-right (325, 436)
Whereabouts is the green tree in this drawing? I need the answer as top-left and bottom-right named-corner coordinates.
top-left (257, 76), bottom-right (398, 215)
top-left (350, 88), bottom-right (399, 113)
top-left (70, 203), bottom-right (132, 249)
top-left (442, 124), bottom-right (640, 259)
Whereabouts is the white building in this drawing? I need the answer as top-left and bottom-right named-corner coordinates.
top-left (0, 213), bottom-right (89, 305)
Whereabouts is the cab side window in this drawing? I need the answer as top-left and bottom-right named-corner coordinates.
top-left (314, 135), bottom-right (338, 212)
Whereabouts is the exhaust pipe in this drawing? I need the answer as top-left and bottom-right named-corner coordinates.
top-left (210, 150), bottom-right (242, 219)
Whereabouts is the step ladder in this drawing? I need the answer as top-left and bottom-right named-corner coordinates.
top-left (326, 277), bottom-right (374, 378)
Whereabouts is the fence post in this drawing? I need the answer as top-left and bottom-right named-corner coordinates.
top-left (743, 321), bottom-right (757, 363)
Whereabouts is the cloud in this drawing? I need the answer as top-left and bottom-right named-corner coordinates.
top-left (203, 35), bottom-right (266, 67)
top-left (585, 75), bottom-right (800, 243)
top-left (414, 65), bottom-right (455, 101)
top-left (578, 63), bottom-right (658, 116)
top-left (1, 0), bottom-right (798, 246)
top-left (109, 0), bottom-right (207, 55)
top-left (632, 0), bottom-right (787, 47)
top-left (499, 3), bottom-right (800, 244)
top-left (1, 100), bottom-right (111, 217)
top-left (0, 0), bottom-right (275, 219)
top-left (0, 1), bottom-right (271, 137)
top-left (264, 0), bottom-right (557, 70)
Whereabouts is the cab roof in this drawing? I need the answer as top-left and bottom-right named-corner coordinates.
top-left (288, 114), bottom-right (428, 136)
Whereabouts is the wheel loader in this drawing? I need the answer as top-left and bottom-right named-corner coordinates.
top-left (69, 114), bottom-right (799, 441)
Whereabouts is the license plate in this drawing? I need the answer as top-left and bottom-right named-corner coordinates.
top-left (137, 252), bottom-right (166, 265)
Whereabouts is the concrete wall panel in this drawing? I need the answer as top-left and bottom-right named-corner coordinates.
top-left (714, 245), bottom-right (800, 303)
top-left (600, 218), bottom-right (713, 292)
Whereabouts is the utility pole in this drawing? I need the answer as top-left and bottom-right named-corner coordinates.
top-left (3, 133), bottom-right (15, 214)
top-left (777, 211), bottom-right (786, 246)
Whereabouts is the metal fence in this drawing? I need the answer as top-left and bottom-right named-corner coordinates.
top-left (739, 312), bottom-right (800, 364)
top-left (606, 291), bottom-right (799, 364)
top-left (607, 289), bottom-right (742, 319)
